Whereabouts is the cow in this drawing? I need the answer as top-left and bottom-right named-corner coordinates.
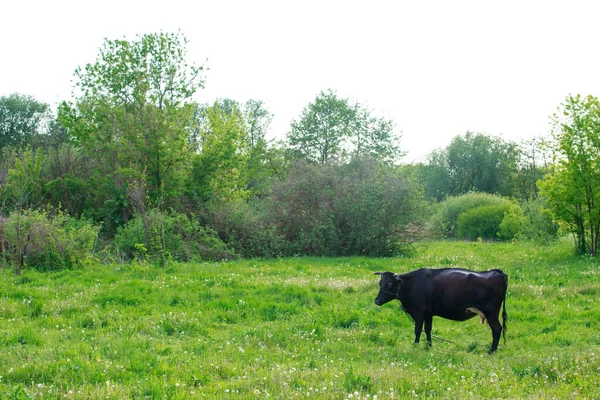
top-left (374, 268), bottom-right (508, 353)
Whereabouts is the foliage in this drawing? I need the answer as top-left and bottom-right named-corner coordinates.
top-left (288, 89), bottom-right (402, 164)
top-left (348, 102), bottom-right (402, 163)
top-left (432, 192), bottom-right (508, 238)
top-left (423, 132), bottom-right (520, 200)
top-left (288, 89), bottom-right (354, 164)
top-left (201, 200), bottom-right (282, 258)
top-left (5, 148), bottom-right (44, 212)
top-left (3, 209), bottom-right (99, 271)
top-left (0, 93), bottom-right (51, 149)
top-left (187, 103), bottom-right (250, 204)
top-left (268, 159), bottom-right (337, 255)
top-left (59, 31), bottom-right (204, 212)
top-left (518, 197), bottom-right (560, 244)
top-left (269, 157), bottom-right (426, 256)
top-left (539, 94), bottom-right (600, 255)
top-left (497, 203), bottom-right (526, 241)
top-left (512, 137), bottom-right (551, 201)
top-left (457, 203), bottom-right (511, 241)
top-left (0, 241), bottom-right (598, 398)
top-left (114, 208), bottom-right (235, 263)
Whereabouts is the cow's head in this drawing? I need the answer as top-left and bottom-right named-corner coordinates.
top-left (374, 271), bottom-right (403, 306)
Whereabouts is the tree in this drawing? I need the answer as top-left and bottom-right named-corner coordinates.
top-left (187, 103), bottom-right (250, 204)
top-left (539, 94), bottom-right (600, 255)
top-left (288, 89), bottom-right (402, 165)
top-left (244, 99), bottom-right (272, 148)
top-left (0, 93), bottom-right (51, 149)
top-left (512, 137), bottom-right (551, 201)
top-left (190, 99), bottom-right (278, 197)
top-left (424, 132), bottom-right (519, 199)
top-left (288, 90), bottom-right (354, 164)
top-left (59, 31), bottom-right (205, 212)
top-left (348, 103), bottom-right (402, 163)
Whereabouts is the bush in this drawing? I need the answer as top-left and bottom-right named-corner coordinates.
top-left (115, 209), bottom-right (235, 263)
top-left (498, 204), bottom-right (527, 241)
top-left (433, 192), bottom-right (508, 238)
top-left (4, 209), bottom-right (100, 271)
top-left (457, 204), bottom-right (511, 241)
top-left (267, 158), bottom-right (427, 256)
top-left (268, 160), bottom-right (338, 256)
top-left (519, 197), bottom-right (560, 244)
top-left (202, 201), bottom-right (283, 258)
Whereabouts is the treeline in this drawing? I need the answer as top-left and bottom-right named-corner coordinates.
top-left (1, 32), bottom-right (600, 272)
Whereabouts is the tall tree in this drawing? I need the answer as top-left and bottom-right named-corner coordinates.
top-left (539, 94), bottom-right (600, 255)
top-left (348, 104), bottom-right (402, 163)
top-left (190, 99), bottom-right (277, 196)
top-left (424, 132), bottom-right (519, 198)
top-left (0, 93), bottom-right (51, 149)
top-left (244, 99), bottom-right (272, 148)
top-left (187, 103), bottom-right (250, 204)
top-left (288, 90), bottom-right (402, 164)
top-left (512, 137), bottom-right (550, 201)
top-left (288, 90), bottom-right (354, 164)
top-left (59, 32), bottom-right (205, 211)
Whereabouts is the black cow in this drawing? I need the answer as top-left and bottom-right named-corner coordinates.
top-left (374, 268), bottom-right (508, 353)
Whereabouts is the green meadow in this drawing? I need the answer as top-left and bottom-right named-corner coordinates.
top-left (0, 240), bottom-right (598, 399)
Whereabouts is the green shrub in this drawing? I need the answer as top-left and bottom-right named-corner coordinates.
top-left (115, 208), bottom-right (235, 263)
top-left (519, 197), bottom-right (560, 244)
top-left (457, 203), bottom-right (510, 241)
top-left (498, 204), bottom-right (527, 240)
top-left (202, 200), bottom-right (283, 258)
top-left (433, 192), bottom-right (508, 238)
top-left (267, 158), bottom-right (426, 257)
top-left (4, 209), bottom-right (99, 271)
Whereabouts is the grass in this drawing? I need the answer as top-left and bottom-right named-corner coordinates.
top-left (0, 239), bottom-right (598, 399)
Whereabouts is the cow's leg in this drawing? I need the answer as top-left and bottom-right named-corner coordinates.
top-left (424, 314), bottom-right (433, 346)
top-left (487, 314), bottom-right (502, 354)
top-left (414, 317), bottom-right (423, 343)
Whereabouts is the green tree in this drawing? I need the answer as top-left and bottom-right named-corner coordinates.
top-left (425, 132), bottom-right (519, 198)
top-left (512, 137), bottom-right (551, 201)
top-left (288, 90), bottom-right (354, 164)
top-left (190, 99), bottom-right (279, 197)
top-left (539, 94), bottom-right (600, 255)
top-left (244, 99), bottom-right (272, 148)
top-left (187, 103), bottom-right (250, 204)
top-left (0, 93), bottom-right (51, 149)
top-left (348, 104), bottom-right (402, 163)
top-left (59, 32), bottom-right (205, 211)
top-left (288, 90), bottom-right (402, 164)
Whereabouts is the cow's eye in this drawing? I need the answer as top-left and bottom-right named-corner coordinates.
top-left (387, 283), bottom-right (392, 288)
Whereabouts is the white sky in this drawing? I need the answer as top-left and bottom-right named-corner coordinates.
top-left (2, 0), bottom-right (600, 162)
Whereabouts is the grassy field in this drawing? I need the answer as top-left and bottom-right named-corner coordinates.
top-left (0, 240), bottom-right (598, 399)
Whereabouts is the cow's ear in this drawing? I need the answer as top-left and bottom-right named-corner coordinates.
top-left (374, 272), bottom-right (383, 276)
top-left (395, 275), bottom-right (404, 286)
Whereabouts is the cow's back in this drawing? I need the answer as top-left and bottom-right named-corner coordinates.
top-left (427, 268), bottom-right (506, 321)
